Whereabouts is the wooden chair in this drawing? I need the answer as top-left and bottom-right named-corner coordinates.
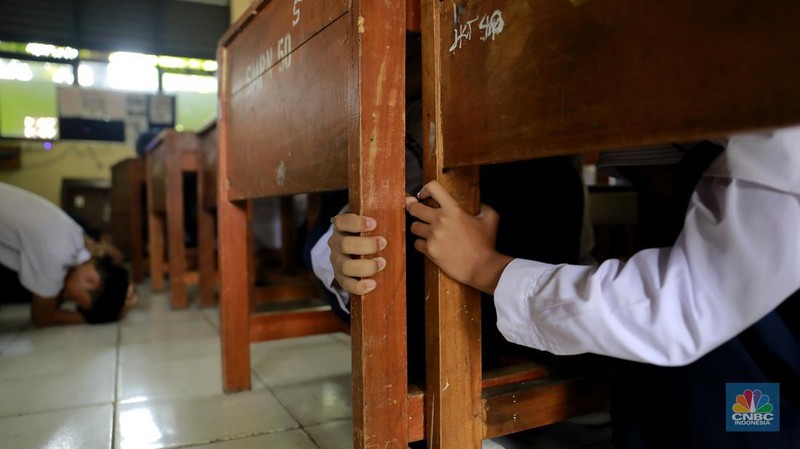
top-left (145, 130), bottom-right (200, 308)
top-left (420, 0), bottom-right (800, 447)
top-left (110, 158), bottom-right (147, 283)
top-left (196, 120), bottom-right (322, 308)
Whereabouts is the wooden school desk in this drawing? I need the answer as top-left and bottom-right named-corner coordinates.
top-left (145, 130), bottom-right (200, 308)
top-left (420, 0), bottom-right (800, 447)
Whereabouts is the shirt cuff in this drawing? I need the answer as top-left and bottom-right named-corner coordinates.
top-left (309, 221), bottom-right (351, 315)
top-left (493, 258), bottom-right (559, 352)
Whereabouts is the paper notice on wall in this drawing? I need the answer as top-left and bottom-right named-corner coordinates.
top-left (149, 95), bottom-right (174, 126)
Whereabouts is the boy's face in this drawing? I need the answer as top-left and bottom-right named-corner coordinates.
top-left (63, 261), bottom-right (101, 309)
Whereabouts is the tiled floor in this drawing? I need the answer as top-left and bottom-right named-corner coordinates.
top-left (0, 284), bottom-right (612, 449)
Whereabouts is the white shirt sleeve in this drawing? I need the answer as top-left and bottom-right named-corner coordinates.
top-left (309, 207), bottom-right (351, 315)
top-left (494, 151), bottom-right (800, 367)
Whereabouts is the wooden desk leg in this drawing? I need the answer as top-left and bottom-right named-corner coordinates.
top-left (167, 151), bottom-right (187, 309)
top-left (198, 181), bottom-right (216, 308)
top-left (424, 169), bottom-right (483, 449)
top-left (146, 159), bottom-right (165, 293)
top-left (348, 1), bottom-right (408, 447)
top-left (130, 173), bottom-right (146, 284)
top-left (219, 197), bottom-right (253, 392)
top-left (198, 208), bottom-right (216, 307)
top-left (423, 1), bottom-right (483, 445)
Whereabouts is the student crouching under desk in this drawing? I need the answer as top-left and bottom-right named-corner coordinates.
top-left (0, 182), bottom-right (136, 326)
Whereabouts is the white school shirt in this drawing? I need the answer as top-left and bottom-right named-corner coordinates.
top-left (495, 127), bottom-right (800, 366)
top-left (0, 183), bottom-right (91, 298)
top-left (311, 127), bottom-right (800, 367)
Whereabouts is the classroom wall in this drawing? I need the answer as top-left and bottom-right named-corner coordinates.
top-left (230, 0), bottom-right (252, 24)
top-left (0, 139), bottom-right (134, 206)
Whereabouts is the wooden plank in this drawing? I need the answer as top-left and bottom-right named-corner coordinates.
top-left (219, 44), bottom-right (254, 392)
top-left (407, 0), bottom-right (420, 32)
top-left (110, 158), bottom-right (147, 283)
top-left (225, 0), bottom-right (349, 99)
top-left (148, 143), bottom-right (168, 213)
top-left (249, 309), bottom-right (347, 342)
top-left (439, 0), bottom-right (800, 168)
top-left (181, 270), bottom-right (200, 286)
top-left (226, 13), bottom-right (350, 199)
top-left (253, 284), bottom-right (319, 304)
top-left (199, 122), bottom-right (218, 209)
top-left (408, 386), bottom-right (425, 442)
top-left (347, 1), bottom-right (409, 448)
top-left (422, 0), bottom-right (483, 447)
top-left (483, 375), bottom-right (610, 439)
top-left (406, 363), bottom-right (582, 442)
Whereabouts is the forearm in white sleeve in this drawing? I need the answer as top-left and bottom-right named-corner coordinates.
top-left (309, 214), bottom-right (351, 315)
top-left (494, 177), bottom-right (800, 366)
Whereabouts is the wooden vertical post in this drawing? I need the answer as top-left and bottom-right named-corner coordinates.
top-left (166, 135), bottom-right (188, 309)
top-left (146, 155), bottom-right (166, 293)
top-left (422, 0), bottom-right (483, 447)
top-left (218, 46), bottom-right (253, 392)
top-left (348, 0), bottom-right (409, 447)
top-left (197, 168), bottom-right (216, 308)
top-left (130, 162), bottom-right (146, 284)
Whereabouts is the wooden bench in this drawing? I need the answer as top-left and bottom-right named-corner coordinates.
top-left (145, 130), bottom-right (200, 308)
top-left (110, 158), bottom-right (147, 284)
top-left (196, 120), bottom-right (322, 308)
top-left (420, 0), bottom-right (800, 447)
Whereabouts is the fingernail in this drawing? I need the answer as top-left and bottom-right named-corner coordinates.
top-left (363, 279), bottom-right (377, 291)
top-left (377, 237), bottom-right (387, 250)
top-left (404, 196), bottom-right (417, 208)
top-left (364, 217), bottom-right (377, 230)
top-left (376, 257), bottom-right (386, 271)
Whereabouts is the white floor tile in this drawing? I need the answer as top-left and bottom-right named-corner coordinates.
top-left (272, 373), bottom-right (352, 425)
top-left (305, 419), bottom-right (353, 449)
top-left (3, 323), bottom-right (118, 355)
top-left (201, 306), bottom-right (220, 329)
top-left (119, 318), bottom-right (217, 344)
top-left (0, 362), bottom-right (115, 418)
top-left (118, 336), bottom-right (221, 366)
top-left (118, 354), bottom-right (261, 400)
top-left (115, 390), bottom-right (299, 449)
top-left (251, 337), bottom-right (350, 389)
top-left (0, 404), bottom-right (112, 449)
top-left (0, 345), bottom-right (116, 381)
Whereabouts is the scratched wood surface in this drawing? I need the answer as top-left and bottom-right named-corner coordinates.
top-left (223, 0), bottom-right (350, 200)
top-left (346, 0), bottom-right (409, 446)
top-left (422, 1), bottom-right (484, 447)
top-left (110, 158), bottom-right (147, 283)
top-left (439, 0), bottom-right (800, 167)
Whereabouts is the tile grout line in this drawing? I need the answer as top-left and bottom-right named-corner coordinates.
top-left (110, 319), bottom-right (122, 449)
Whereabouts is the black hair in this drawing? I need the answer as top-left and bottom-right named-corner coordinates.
top-left (77, 257), bottom-right (130, 324)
